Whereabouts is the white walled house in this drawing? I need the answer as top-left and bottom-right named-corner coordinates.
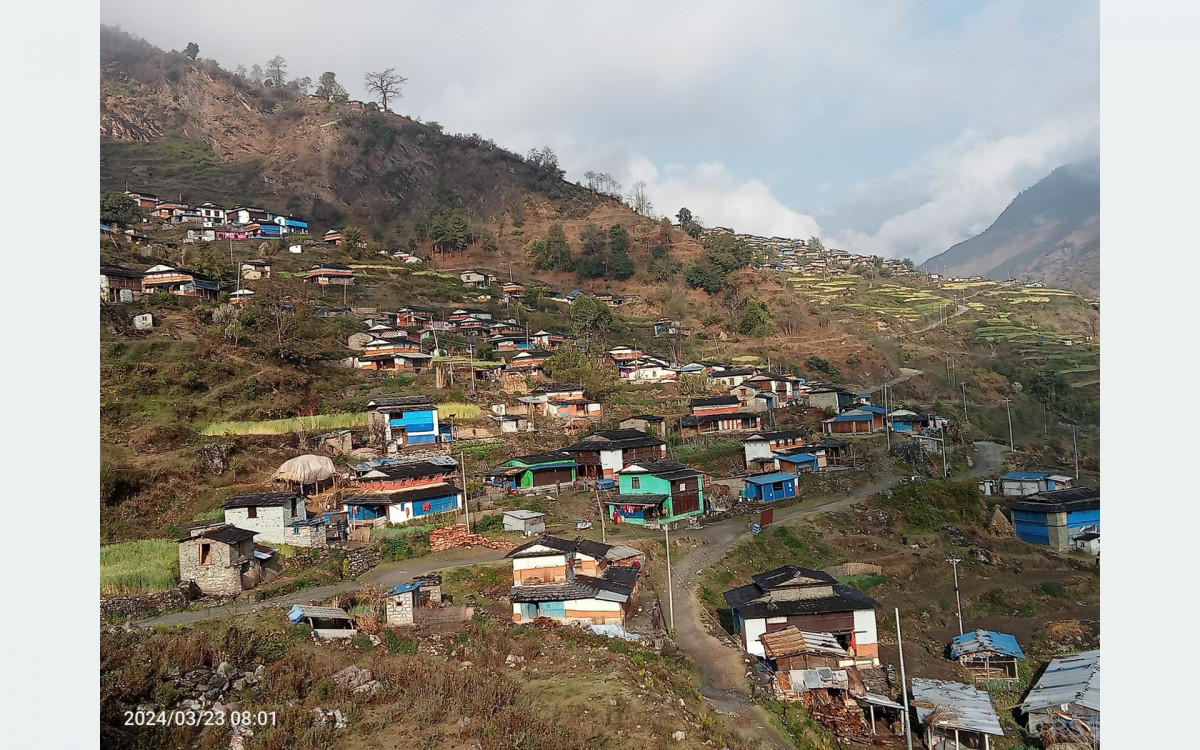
top-left (505, 536), bottom-right (637, 626)
top-left (222, 492), bottom-right (325, 547)
top-left (742, 429), bottom-right (808, 470)
top-left (723, 565), bottom-right (880, 666)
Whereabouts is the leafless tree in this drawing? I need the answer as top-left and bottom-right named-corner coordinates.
top-left (363, 68), bottom-right (408, 111)
top-left (627, 180), bottom-right (654, 216)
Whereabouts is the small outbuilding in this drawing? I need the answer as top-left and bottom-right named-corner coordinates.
top-left (287, 604), bottom-right (358, 639)
top-left (1019, 649), bottom-right (1099, 746)
top-left (911, 678), bottom-right (1004, 750)
top-left (503, 509), bottom-right (547, 537)
top-left (743, 472), bottom-right (798, 502)
top-left (950, 629), bottom-right (1025, 683)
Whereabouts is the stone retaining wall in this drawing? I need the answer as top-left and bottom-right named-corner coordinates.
top-left (100, 583), bottom-right (233, 621)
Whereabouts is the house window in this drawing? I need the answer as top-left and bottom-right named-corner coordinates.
top-left (247, 506), bottom-right (257, 519)
top-left (199, 543), bottom-right (212, 565)
top-left (679, 482), bottom-right (688, 491)
top-left (630, 477), bottom-right (640, 489)
top-left (291, 499), bottom-right (298, 516)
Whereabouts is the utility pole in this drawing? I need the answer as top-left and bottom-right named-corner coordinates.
top-left (896, 608), bottom-right (913, 750)
top-left (665, 525), bottom-right (675, 631)
top-left (460, 452), bottom-right (470, 533)
top-left (940, 422), bottom-right (948, 478)
top-left (594, 482), bottom-right (606, 543)
top-left (961, 382), bottom-right (968, 423)
top-left (946, 555), bottom-right (964, 635)
top-left (884, 382), bottom-right (891, 450)
top-left (1073, 428), bottom-right (1080, 479)
top-left (1003, 397), bottom-right (1015, 453)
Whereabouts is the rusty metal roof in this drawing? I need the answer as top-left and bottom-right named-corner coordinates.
top-left (911, 678), bottom-right (1004, 736)
top-left (759, 627), bottom-right (849, 659)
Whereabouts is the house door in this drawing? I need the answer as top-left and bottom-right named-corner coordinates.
top-left (672, 488), bottom-right (701, 514)
top-left (519, 603), bottom-right (537, 621)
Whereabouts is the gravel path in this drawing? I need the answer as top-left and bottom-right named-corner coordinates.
top-left (664, 473), bottom-right (902, 748)
top-left (134, 547), bottom-right (507, 627)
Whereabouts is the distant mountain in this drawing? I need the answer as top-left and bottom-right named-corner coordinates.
top-left (920, 161), bottom-right (1099, 296)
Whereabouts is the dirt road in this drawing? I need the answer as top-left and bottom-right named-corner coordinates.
top-left (665, 474), bottom-right (902, 749)
top-left (969, 440), bottom-right (1008, 477)
top-left (134, 547), bottom-right (507, 628)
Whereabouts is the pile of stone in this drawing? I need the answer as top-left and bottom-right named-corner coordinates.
top-left (429, 524), bottom-right (515, 553)
top-left (160, 662), bottom-right (266, 711)
top-left (330, 665), bottom-right (384, 696)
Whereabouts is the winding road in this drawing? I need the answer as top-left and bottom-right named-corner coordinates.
top-left (665, 474), bottom-right (903, 749)
top-left (136, 546), bottom-right (507, 628)
top-left (135, 442), bottom-right (1008, 748)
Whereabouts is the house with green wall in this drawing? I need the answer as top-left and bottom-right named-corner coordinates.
top-left (483, 451), bottom-right (578, 490)
top-left (606, 458), bottom-right (705, 529)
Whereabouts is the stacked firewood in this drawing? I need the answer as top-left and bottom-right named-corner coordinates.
top-left (799, 690), bottom-right (870, 741)
top-left (429, 524), bottom-right (516, 553)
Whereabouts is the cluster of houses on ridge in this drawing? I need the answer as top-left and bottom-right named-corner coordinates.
top-left (117, 190), bottom-right (310, 237)
top-left (700, 226), bottom-right (920, 279)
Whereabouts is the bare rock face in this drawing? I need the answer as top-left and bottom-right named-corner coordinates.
top-left (196, 443), bottom-right (231, 475)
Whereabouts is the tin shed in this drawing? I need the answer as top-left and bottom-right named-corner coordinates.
top-left (503, 509), bottom-right (547, 536)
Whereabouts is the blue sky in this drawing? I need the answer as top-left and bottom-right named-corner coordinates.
top-left (100, 0), bottom-right (1099, 261)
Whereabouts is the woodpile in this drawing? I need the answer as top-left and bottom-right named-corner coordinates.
top-left (799, 690), bottom-right (870, 741)
top-left (429, 524), bottom-right (516, 553)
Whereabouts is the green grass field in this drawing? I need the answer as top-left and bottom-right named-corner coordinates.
top-left (200, 402), bottom-right (483, 435)
top-left (100, 539), bottom-right (179, 596)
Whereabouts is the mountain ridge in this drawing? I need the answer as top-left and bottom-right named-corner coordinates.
top-left (920, 160), bottom-right (1099, 296)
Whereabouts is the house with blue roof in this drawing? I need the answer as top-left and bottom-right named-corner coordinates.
top-left (1011, 488), bottom-right (1099, 550)
top-left (385, 574), bottom-right (444, 625)
top-left (775, 450), bottom-right (822, 474)
top-left (821, 408), bottom-right (883, 434)
top-left (951, 629), bottom-right (1026, 683)
top-left (743, 472), bottom-right (798, 502)
top-left (999, 471), bottom-right (1074, 497)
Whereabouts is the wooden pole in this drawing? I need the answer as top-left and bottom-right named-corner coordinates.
top-left (595, 482), bottom-right (606, 543)
top-left (896, 608), bottom-right (913, 750)
top-left (665, 525), bottom-right (675, 631)
top-left (460, 452), bottom-right (470, 533)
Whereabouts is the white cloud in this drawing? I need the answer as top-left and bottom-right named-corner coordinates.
top-left (823, 115), bottom-right (1099, 261)
top-left (99, 1), bottom-right (1097, 251)
top-left (634, 160), bottom-right (822, 238)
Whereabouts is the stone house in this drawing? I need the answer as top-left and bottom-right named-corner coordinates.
top-left (178, 524), bottom-right (276, 596)
top-left (384, 575), bottom-right (444, 626)
top-left (222, 492), bottom-right (325, 547)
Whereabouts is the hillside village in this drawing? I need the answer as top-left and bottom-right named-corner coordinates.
top-left (97, 29), bottom-right (1101, 750)
top-left (100, 175), bottom-right (1101, 750)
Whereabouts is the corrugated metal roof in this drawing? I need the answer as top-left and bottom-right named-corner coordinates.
top-left (287, 604), bottom-right (352, 623)
top-left (759, 627), bottom-right (848, 659)
top-left (825, 412), bottom-right (873, 422)
top-left (911, 678), bottom-right (1004, 736)
top-left (386, 581), bottom-right (423, 595)
top-left (782, 668), bottom-right (849, 692)
top-left (950, 629), bottom-right (1026, 660)
top-left (1000, 471), bottom-right (1052, 481)
top-left (744, 472), bottom-right (797, 485)
top-left (605, 545), bottom-right (644, 562)
top-left (1019, 649), bottom-right (1100, 714)
top-left (858, 692), bottom-right (905, 710)
top-left (503, 509), bottom-right (547, 520)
